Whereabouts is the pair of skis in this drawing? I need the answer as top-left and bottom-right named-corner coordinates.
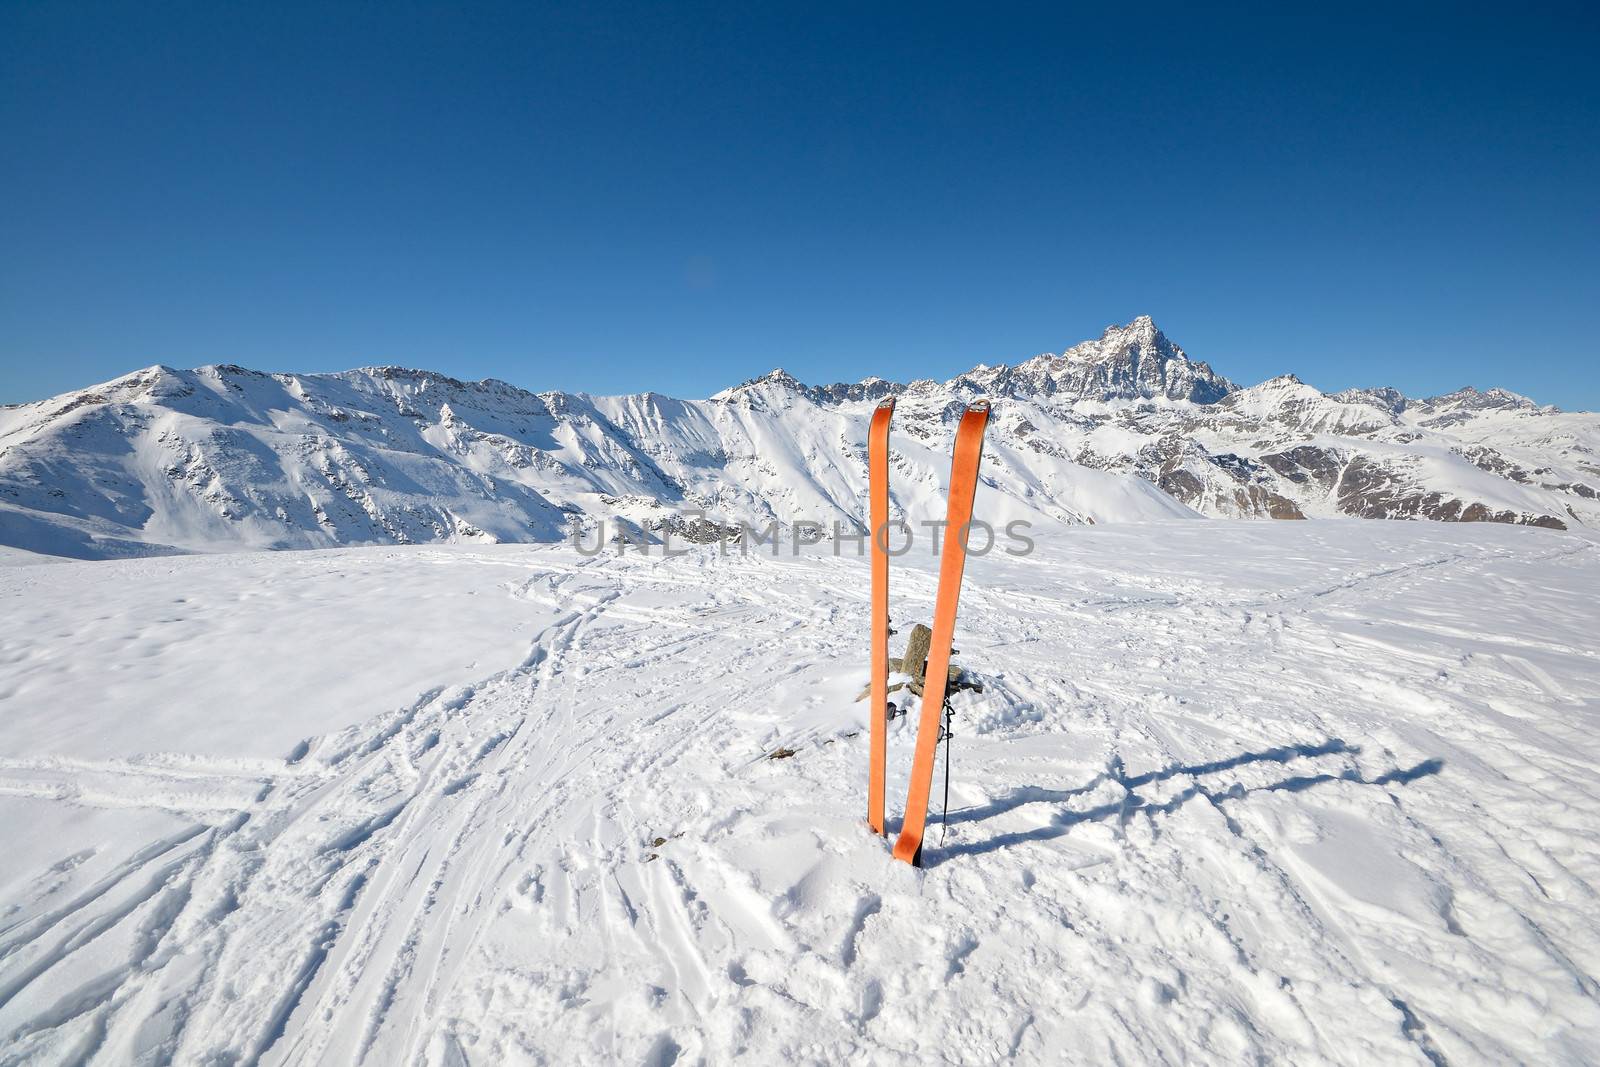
top-left (866, 397), bottom-right (991, 866)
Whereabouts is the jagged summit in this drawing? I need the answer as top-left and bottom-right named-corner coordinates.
top-left (1331, 387), bottom-right (1410, 414)
top-left (778, 316), bottom-right (1236, 406)
top-left (673, 318), bottom-right (1566, 419)
top-left (710, 368), bottom-right (809, 402)
top-left (748, 368), bottom-right (805, 389)
top-left (1237, 374), bottom-right (1310, 391)
top-left (953, 316), bottom-right (1235, 404)
top-left (1085, 314), bottom-right (1163, 351)
top-left (1424, 385), bottom-right (1545, 412)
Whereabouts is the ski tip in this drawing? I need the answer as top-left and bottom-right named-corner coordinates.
top-left (876, 397), bottom-right (896, 411)
top-left (967, 399), bottom-right (991, 413)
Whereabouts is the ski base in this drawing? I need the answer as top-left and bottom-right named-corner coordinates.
top-left (890, 400), bottom-right (990, 866)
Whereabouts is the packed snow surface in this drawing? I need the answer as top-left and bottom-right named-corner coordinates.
top-left (1, 521), bottom-right (1598, 1064)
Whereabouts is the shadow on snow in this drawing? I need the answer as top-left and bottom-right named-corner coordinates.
top-left (927, 738), bottom-right (1444, 867)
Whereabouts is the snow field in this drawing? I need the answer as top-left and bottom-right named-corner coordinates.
top-left (0, 520), bottom-right (1597, 1063)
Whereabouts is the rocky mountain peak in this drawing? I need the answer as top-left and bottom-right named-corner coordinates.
top-left (996, 316), bottom-right (1237, 404)
top-left (710, 367), bottom-right (813, 405)
top-left (1094, 314), bottom-right (1162, 350)
top-left (1424, 386), bottom-right (1542, 412)
top-left (754, 368), bottom-right (804, 389)
top-left (1331, 386), bottom-right (1410, 415)
top-left (1239, 374), bottom-right (1310, 392)
top-left (795, 317), bottom-right (1236, 407)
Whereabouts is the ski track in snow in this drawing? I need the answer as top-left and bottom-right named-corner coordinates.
top-left (1, 521), bottom-right (1598, 1064)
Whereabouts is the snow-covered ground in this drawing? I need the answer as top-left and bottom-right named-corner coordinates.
top-left (1, 521), bottom-right (1598, 1064)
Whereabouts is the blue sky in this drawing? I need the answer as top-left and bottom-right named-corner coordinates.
top-left (2, 2), bottom-right (1596, 408)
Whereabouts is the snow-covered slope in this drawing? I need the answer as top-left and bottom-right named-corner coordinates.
top-left (3, 316), bottom-right (1596, 560)
top-left (0, 361), bottom-right (1187, 561)
top-left (2, 522), bottom-right (1597, 1062)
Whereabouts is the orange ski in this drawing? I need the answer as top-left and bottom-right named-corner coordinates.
top-left (892, 401), bottom-right (990, 866)
top-left (867, 397), bottom-right (895, 835)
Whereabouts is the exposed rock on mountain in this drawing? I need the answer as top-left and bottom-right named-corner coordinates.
top-left (959, 316), bottom-right (1235, 403)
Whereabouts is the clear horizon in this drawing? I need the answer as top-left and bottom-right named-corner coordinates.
top-left (3, 4), bottom-right (1596, 410)
top-left (4, 312), bottom-right (1588, 412)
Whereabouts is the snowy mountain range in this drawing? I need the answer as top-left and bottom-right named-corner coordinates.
top-left (3, 315), bottom-right (1597, 559)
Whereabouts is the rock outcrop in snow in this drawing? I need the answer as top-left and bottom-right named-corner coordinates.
top-left (2, 318), bottom-right (1595, 559)
top-left (958, 316), bottom-right (1235, 404)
